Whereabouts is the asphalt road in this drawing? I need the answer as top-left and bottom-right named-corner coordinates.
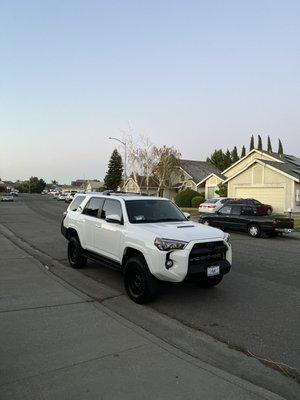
top-left (1, 194), bottom-right (299, 372)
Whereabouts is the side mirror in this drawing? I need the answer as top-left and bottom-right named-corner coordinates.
top-left (105, 214), bottom-right (123, 224)
top-left (183, 212), bottom-right (190, 220)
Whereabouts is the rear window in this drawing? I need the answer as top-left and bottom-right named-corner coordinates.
top-left (203, 198), bottom-right (219, 204)
top-left (69, 195), bottom-right (86, 211)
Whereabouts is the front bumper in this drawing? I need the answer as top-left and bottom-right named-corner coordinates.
top-left (145, 239), bottom-right (232, 283)
top-left (275, 228), bottom-right (294, 234)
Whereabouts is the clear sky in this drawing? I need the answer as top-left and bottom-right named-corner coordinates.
top-left (1, 0), bottom-right (299, 183)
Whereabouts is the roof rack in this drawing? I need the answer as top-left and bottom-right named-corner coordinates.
top-left (102, 190), bottom-right (148, 196)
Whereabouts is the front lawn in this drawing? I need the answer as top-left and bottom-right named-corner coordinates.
top-left (181, 207), bottom-right (199, 217)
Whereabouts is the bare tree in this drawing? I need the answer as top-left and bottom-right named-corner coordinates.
top-left (138, 136), bottom-right (158, 194)
top-left (153, 146), bottom-right (181, 196)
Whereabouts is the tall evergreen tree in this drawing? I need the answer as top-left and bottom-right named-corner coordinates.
top-left (267, 136), bottom-right (273, 153)
top-left (249, 135), bottom-right (254, 151)
top-left (104, 149), bottom-right (123, 190)
top-left (241, 145), bottom-right (246, 157)
top-left (257, 135), bottom-right (263, 151)
top-left (231, 146), bottom-right (239, 163)
top-left (225, 149), bottom-right (232, 169)
top-left (278, 139), bottom-right (284, 155)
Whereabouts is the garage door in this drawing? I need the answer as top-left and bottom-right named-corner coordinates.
top-left (234, 187), bottom-right (285, 212)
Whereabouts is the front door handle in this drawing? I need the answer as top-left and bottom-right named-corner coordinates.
top-left (95, 224), bottom-right (102, 228)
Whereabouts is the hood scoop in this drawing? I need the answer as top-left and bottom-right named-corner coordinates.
top-left (177, 224), bottom-right (196, 228)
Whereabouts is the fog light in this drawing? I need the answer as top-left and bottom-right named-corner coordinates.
top-left (166, 259), bottom-right (174, 269)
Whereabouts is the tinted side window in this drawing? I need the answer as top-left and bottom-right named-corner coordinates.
top-left (83, 197), bottom-right (104, 217)
top-left (69, 195), bottom-right (86, 211)
top-left (241, 206), bottom-right (256, 216)
top-left (219, 206), bottom-right (232, 215)
top-left (231, 206), bottom-right (241, 215)
top-left (101, 199), bottom-right (122, 220)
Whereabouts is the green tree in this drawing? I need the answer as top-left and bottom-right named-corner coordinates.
top-left (224, 149), bottom-right (232, 169)
top-left (249, 135), bottom-right (255, 151)
top-left (215, 184), bottom-right (228, 197)
top-left (231, 146), bottom-right (239, 163)
top-left (175, 189), bottom-right (200, 207)
top-left (241, 145), bottom-right (246, 157)
top-left (278, 139), bottom-right (284, 155)
top-left (207, 149), bottom-right (226, 171)
top-left (267, 136), bottom-right (272, 153)
top-left (257, 135), bottom-right (263, 151)
top-left (17, 177), bottom-right (46, 193)
top-left (104, 149), bottom-right (123, 190)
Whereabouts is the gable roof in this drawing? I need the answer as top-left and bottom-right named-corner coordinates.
top-left (223, 158), bottom-right (300, 183)
top-left (124, 175), bottom-right (159, 189)
top-left (221, 149), bottom-right (282, 175)
top-left (197, 172), bottom-right (227, 186)
top-left (179, 159), bottom-right (221, 183)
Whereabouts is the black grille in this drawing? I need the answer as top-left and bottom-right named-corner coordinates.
top-left (189, 241), bottom-right (227, 266)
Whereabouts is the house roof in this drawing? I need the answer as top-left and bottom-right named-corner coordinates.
top-left (124, 175), bottom-right (159, 189)
top-left (223, 157), bottom-right (300, 183)
top-left (87, 181), bottom-right (104, 189)
top-left (262, 160), bottom-right (300, 181)
top-left (179, 159), bottom-right (221, 183)
top-left (197, 172), bottom-right (227, 186)
top-left (221, 149), bottom-right (281, 174)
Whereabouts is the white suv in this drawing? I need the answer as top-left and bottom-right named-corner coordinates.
top-left (61, 193), bottom-right (232, 303)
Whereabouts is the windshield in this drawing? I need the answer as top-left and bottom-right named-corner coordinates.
top-left (125, 199), bottom-right (187, 224)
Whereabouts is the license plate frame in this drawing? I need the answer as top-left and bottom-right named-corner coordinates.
top-left (207, 265), bottom-right (220, 277)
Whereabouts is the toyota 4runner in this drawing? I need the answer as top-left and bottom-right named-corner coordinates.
top-left (61, 193), bottom-right (232, 303)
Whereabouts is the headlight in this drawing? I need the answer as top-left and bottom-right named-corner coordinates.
top-left (154, 237), bottom-right (188, 251)
top-left (223, 233), bottom-right (231, 245)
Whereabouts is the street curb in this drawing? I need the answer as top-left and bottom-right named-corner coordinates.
top-left (0, 223), bottom-right (297, 400)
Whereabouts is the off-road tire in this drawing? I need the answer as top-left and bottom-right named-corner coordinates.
top-left (124, 256), bottom-right (159, 304)
top-left (68, 237), bottom-right (87, 268)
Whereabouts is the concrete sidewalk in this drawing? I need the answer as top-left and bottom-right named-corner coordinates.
top-left (0, 233), bottom-right (286, 400)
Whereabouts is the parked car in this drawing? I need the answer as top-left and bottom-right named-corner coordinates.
top-left (1, 193), bottom-right (14, 202)
top-left (57, 193), bottom-right (67, 201)
top-left (226, 198), bottom-right (273, 215)
top-left (199, 204), bottom-right (294, 238)
top-left (198, 197), bottom-right (230, 213)
top-left (11, 191), bottom-right (18, 197)
top-left (61, 193), bottom-right (232, 303)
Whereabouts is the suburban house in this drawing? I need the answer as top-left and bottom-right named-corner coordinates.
top-left (122, 160), bottom-right (221, 199)
top-left (164, 159), bottom-right (222, 200)
top-left (122, 175), bottom-right (159, 196)
top-left (86, 180), bottom-right (104, 192)
top-left (214, 149), bottom-right (300, 213)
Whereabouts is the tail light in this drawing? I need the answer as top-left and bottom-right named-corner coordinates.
top-left (63, 211), bottom-right (67, 219)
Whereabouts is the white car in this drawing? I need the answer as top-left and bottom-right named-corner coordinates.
top-left (198, 198), bottom-right (229, 213)
top-left (61, 193), bottom-right (232, 303)
top-left (57, 193), bottom-right (67, 201)
top-left (1, 193), bottom-right (14, 202)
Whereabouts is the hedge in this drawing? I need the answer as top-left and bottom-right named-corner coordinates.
top-left (191, 195), bottom-right (205, 208)
top-left (175, 189), bottom-right (201, 207)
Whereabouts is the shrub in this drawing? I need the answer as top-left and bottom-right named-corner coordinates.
top-left (191, 195), bottom-right (205, 208)
top-left (175, 189), bottom-right (200, 207)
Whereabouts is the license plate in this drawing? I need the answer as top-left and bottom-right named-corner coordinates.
top-left (207, 266), bottom-right (220, 277)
